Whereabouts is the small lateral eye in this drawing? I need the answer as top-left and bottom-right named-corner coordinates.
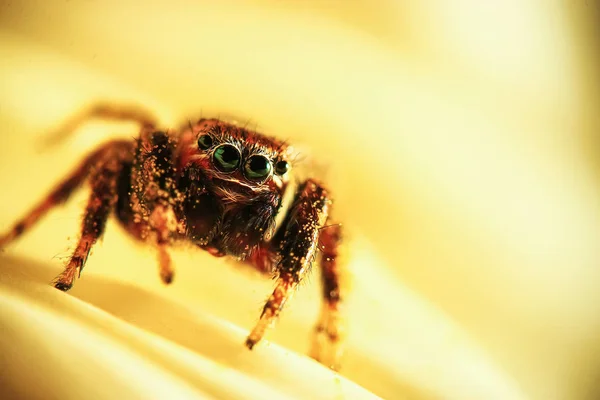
top-left (244, 155), bottom-right (272, 180)
top-left (275, 160), bottom-right (290, 175)
top-left (213, 144), bottom-right (241, 172)
top-left (197, 134), bottom-right (213, 150)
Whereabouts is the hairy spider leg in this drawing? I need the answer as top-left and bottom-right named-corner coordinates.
top-left (53, 143), bottom-right (133, 290)
top-left (130, 130), bottom-right (180, 284)
top-left (42, 102), bottom-right (157, 148)
top-left (310, 222), bottom-right (345, 370)
top-left (245, 179), bottom-right (330, 351)
top-left (147, 203), bottom-right (178, 284)
top-left (0, 140), bottom-right (130, 249)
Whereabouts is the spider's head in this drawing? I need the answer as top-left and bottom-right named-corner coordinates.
top-left (189, 119), bottom-right (293, 203)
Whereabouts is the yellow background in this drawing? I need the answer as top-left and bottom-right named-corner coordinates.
top-left (0, 1), bottom-right (599, 399)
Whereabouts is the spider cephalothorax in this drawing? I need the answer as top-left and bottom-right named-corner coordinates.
top-left (175, 119), bottom-right (294, 259)
top-left (0, 104), bottom-right (345, 369)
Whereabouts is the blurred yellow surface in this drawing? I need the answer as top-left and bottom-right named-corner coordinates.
top-left (0, 1), bottom-right (599, 399)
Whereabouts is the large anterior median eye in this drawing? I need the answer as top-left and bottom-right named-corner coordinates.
top-left (244, 155), bottom-right (272, 180)
top-left (213, 144), bottom-right (241, 172)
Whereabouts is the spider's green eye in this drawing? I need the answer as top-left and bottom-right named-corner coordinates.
top-left (213, 144), bottom-right (241, 172)
top-left (197, 135), bottom-right (213, 150)
top-left (244, 155), bottom-right (272, 180)
top-left (274, 160), bottom-right (290, 175)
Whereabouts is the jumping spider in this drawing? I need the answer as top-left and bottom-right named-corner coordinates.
top-left (0, 104), bottom-right (345, 369)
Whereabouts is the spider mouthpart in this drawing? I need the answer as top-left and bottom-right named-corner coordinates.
top-left (213, 144), bottom-right (241, 172)
top-left (275, 160), bottom-right (289, 175)
top-left (245, 155), bottom-right (272, 180)
top-left (197, 134), bottom-right (213, 150)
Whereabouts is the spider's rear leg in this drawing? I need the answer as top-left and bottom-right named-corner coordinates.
top-left (310, 222), bottom-right (345, 370)
top-left (42, 103), bottom-right (157, 148)
top-left (245, 180), bottom-right (330, 351)
top-left (53, 145), bottom-right (131, 291)
top-left (0, 140), bottom-right (129, 249)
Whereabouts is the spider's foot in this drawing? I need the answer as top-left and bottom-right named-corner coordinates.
top-left (309, 306), bottom-right (345, 371)
top-left (53, 280), bottom-right (73, 292)
top-left (244, 337), bottom-right (258, 350)
top-left (52, 268), bottom-right (78, 292)
top-left (245, 316), bottom-right (270, 351)
top-left (160, 269), bottom-right (174, 285)
top-left (245, 277), bottom-right (294, 352)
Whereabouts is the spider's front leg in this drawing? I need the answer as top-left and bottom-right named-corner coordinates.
top-left (245, 180), bottom-right (331, 350)
top-left (53, 143), bottom-right (132, 290)
top-left (0, 142), bottom-right (113, 249)
top-left (130, 129), bottom-right (180, 284)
